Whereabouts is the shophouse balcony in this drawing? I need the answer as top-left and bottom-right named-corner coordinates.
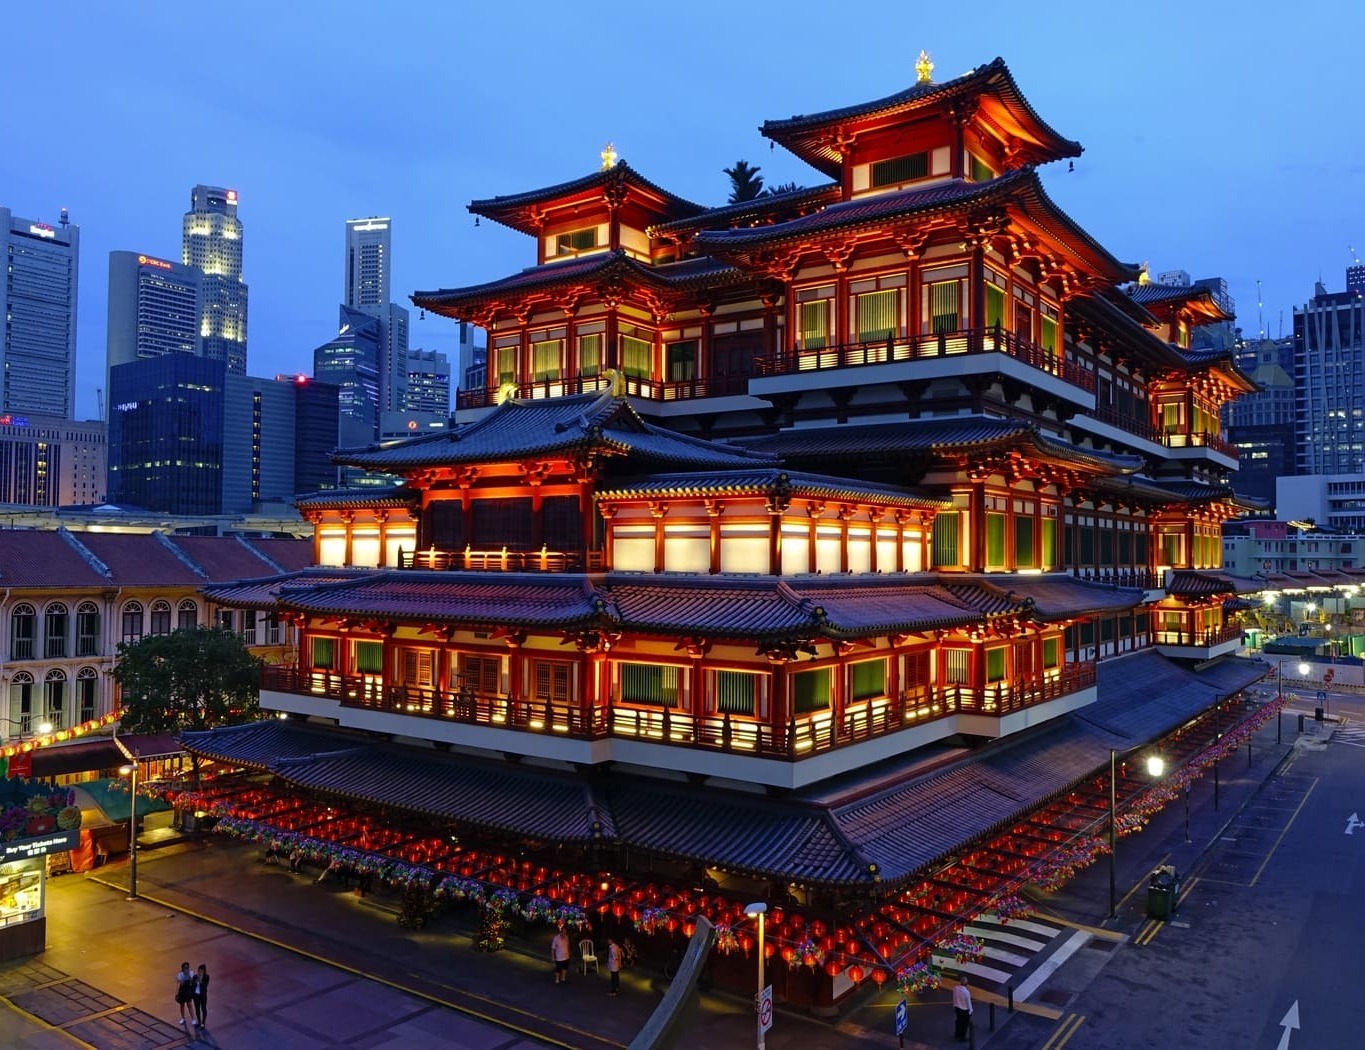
top-left (750, 326), bottom-right (1096, 396)
top-left (455, 372), bottom-right (752, 411)
top-left (261, 659), bottom-right (1096, 763)
top-left (1161, 430), bottom-right (1238, 463)
top-left (397, 546), bottom-right (592, 573)
top-left (1152, 621), bottom-right (1243, 660)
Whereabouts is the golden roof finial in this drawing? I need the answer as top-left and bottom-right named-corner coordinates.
top-left (1138, 262), bottom-right (1151, 286)
top-left (600, 142), bottom-right (618, 171)
top-left (915, 50), bottom-right (934, 84)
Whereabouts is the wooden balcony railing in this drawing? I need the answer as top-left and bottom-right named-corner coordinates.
top-left (1161, 430), bottom-right (1238, 459)
top-left (262, 660), bottom-right (1097, 762)
top-left (751, 326), bottom-right (1096, 393)
top-left (398, 546), bottom-right (590, 573)
top-left (455, 372), bottom-right (752, 410)
top-left (1153, 623), bottom-right (1243, 648)
top-left (1070, 567), bottom-right (1162, 590)
top-left (1087, 404), bottom-right (1166, 446)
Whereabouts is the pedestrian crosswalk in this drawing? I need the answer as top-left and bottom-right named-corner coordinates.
top-left (1331, 721), bottom-right (1365, 748)
top-left (935, 913), bottom-right (1071, 987)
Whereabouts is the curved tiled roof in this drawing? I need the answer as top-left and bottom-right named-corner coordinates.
top-left (1166, 570), bottom-right (1268, 597)
top-left (334, 388), bottom-right (776, 472)
top-left (466, 161), bottom-right (706, 234)
top-left (202, 568), bottom-right (369, 610)
top-left (412, 250), bottom-right (750, 316)
top-left (740, 417), bottom-right (1144, 475)
top-left (596, 468), bottom-right (948, 510)
top-left (943, 573), bottom-right (1145, 620)
top-left (647, 183), bottom-right (843, 238)
top-left (761, 58), bottom-right (1082, 177)
top-left (295, 487), bottom-right (417, 509)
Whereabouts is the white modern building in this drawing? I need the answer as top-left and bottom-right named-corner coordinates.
top-left (182, 186), bottom-right (247, 374)
top-left (345, 217), bottom-right (391, 311)
top-left (0, 207), bottom-right (79, 418)
top-left (105, 250), bottom-right (201, 401)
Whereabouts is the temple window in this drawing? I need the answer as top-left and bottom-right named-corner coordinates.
top-left (662, 522), bottom-right (709, 573)
top-left (847, 524), bottom-right (872, 573)
top-left (1157, 528), bottom-right (1185, 569)
top-left (923, 273), bottom-right (964, 334)
top-left (719, 523), bottom-right (769, 574)
top-left (849, 659), bottom-right (886, 703)
top-left (969, 153), bottom-right (994, 182)
top-left (714, 670), bottom-right (758, 717)
top-left (901, 650), bottom-right (932, 697)
top-left (985, 497), bottom-right (1008, 570)
top-left (1014, 498), bottom-right (1036, 568)
top-left (494, 345), bottom-right (517, 385)
top-left (620, 335), bottom-right (651, 380)
top-left (854, 289), bottom-right (898, 343)
top-left (354, 641), bottom-right (384, 676)
top-left (578, 332), bottom-right (603, 376)
top-left (944, 649), bottom-right (970, 685)
top-left (871, 151), bottom-right (929, 188)
top-left (619, 662), bottom-right (682, 708)
top-left (666, 340), bottom-right (698, 382)
top-left (815, 522), bottom-right (842, 573)
top-left (310, 637), bottom-right (335, 670)
top-left (1041, 312), bottom-right (1059, 355)
top-left (533, 660), bottom-right (572, 703)
top-left (791, 667), bottom-right (831, 714)
top-left (532, 338), bottom-right (563, 381)
top-left (985, 281), bottom-right (1006, 330)
top-left (985, 647), bottom-right (1006, 684)
top-left (1042, 506), bottom-right (1059, 569)
top-left (1014, 299), bottom-right (1034, 342)
top-left (798, 297), bottom-right (830, 350)
top-left (1042, 636), bottom-right (1060, 670)
top-left (556, 228), bottom-right (597, 255)
top-left (932, 509), bottom-right (962, 569)
top-left (612, 524), bottom-right (655, 572)
top-left (780, 522), bottom-right (810, 574)
top-left (1158, 399), bottom-right (1184, 435)
top-left (460, 654), bottom-right (501, 695)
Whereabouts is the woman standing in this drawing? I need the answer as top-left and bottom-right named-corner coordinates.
top-left (174, 962), bottom-right (194, 1027)
top-left (192, 964), bottom-right (210, 1029)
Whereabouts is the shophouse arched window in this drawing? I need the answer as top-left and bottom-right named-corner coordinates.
top-left (44, 669), bottom-right (66, 728)
top-left (10, 604), bottom-right (35, 661)
top-left (121, 602), bottom-right (144, 644)
top-left (76, 602), bottom-right (100, 657)
top-left (44, 603), bottom-right (68, 658)
top-left (149, 600), bottom-right (172, 636)
top-left (7, 672), bottom-right (33, 732)
top-left (178, 600), bottom-right (199, 630)
top-left (77, 666), bottom-right (98, 724)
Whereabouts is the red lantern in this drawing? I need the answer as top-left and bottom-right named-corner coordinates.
top-left (611, 902), bottom-right (626, 918)
top-left (847, 964), bottom-right (864, 984)
top-left (821, 935), bottom-right (836, 953)
top-left (781, 946), bottom-right (798, 966)
top-left (666, 917), bottom-right (679, 934)
top-left (824, 959), bottom-right (842, 977)
top-left (870, 967), bottom-right (888, 986)
top-left (845, 938), bottom-right (860, 956)
top-left (764, 942), bottom-right (776, 960)
top-left (683, 921), bottom-right (695, 938)
top-left (740, 933), bottom-right (754, 953)
top-left (770, 908), bottom-right (784, 926)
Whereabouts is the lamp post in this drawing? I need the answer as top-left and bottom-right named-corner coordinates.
top-left (744, 901), bottom-right (767, 1050)
top-left (1109, 748), bottom-right (1165, 919)
top-left (119, 761), bottom-right (139, 901)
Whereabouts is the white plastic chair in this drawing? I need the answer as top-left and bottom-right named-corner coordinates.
top-left (580, 938), bottom-right (599, 975)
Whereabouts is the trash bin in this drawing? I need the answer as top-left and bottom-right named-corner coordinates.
top-left (1147, 865), bottom-right (1179, 920)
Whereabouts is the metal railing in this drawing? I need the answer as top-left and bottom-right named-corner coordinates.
top-left (456, 372), bottom-right (751, 410)
top-left (1161, 430), bottom-right (1238, 459)
top-left (398, 547), bottom-right (585, 573)
top-left (1153, 623), bottom-right (1243, 647)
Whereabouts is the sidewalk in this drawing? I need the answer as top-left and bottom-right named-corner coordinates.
top-left (0, 709), bottom-right (1304, 1049)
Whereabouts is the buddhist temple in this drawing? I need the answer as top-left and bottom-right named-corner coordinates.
top-left (187, 55), bottom-right (1272, 1010)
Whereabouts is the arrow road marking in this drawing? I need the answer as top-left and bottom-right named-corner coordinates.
top-left (1277, 1000), bottom-right (1299, 1050)
top-left (1347, 813), bottom-right (1363, 836)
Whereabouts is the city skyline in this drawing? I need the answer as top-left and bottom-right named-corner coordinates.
top-left (3, 1), bottom-right (1362, 422)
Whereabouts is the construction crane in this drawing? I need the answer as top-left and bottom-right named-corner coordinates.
top-left (1256, 280), bottom-right (1265, 340)
top-left (96, 387), bottom-right (104, 420)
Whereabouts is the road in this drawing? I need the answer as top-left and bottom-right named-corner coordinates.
top-left (990, 696), bottom-right (1365, 1049)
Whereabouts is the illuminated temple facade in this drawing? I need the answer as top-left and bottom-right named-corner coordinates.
top-left (206, 58), bottom-right (1264, 888)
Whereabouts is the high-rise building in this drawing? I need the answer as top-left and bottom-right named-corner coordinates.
top-left (0, 207), bottom-right (79, 418)
top-left (108, 355), bottom-right (338, 515)
top-left (312, 305), bottom-right (382, 449)
top-left (0, 414), bottom-right (106, 507)
top-left (182, 185), bottom-right (247, 374)
top-left (1224, 336), bottom-right (1295, 507)
top-left (1294, 274), bottom-right (1365, 475)
top-left (404, 348), bottom-right (450, 417)
top-left (106, 250), bottom-right (201, 404)
top-left (1347, 263), bottom-right (1365, 297)
top-left (345, 217), bottom-right (391, 311)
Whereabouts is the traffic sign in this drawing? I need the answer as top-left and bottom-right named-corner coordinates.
top-left (1317, 690), bottom-right (1328, 702)
top-left (895, 997), bottom-right (907, 1035)
top-left (759, 984), bottom-right (773, 1033)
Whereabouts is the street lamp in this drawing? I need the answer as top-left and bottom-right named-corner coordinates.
top-left (119, 762), bottom-right (139, 901)
top-left (1109, 748), bottom-right (1165, 919)
top-left (744, 901), bottom-right (767, 1050)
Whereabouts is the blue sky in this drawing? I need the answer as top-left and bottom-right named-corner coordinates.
top-left (5, 1), bottom-right (1360, 421)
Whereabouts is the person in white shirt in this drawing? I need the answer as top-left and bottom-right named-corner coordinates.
top-left (952, 973), bottom-right (974, 1042)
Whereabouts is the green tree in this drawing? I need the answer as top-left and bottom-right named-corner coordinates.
top-left (723, 160), bottom-right (765, 203)
top-left (114, 627), bottom-right (262, 739)
top-left (765, 181), bottom-right (804, 196)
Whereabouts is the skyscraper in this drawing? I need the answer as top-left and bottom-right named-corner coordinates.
top-left (1294, 274), bottom-right (1365, 475)
top-left (404, 348), bottom-right (450, 416)
top-left (0, 207), bottom-right (79, 418)
top-left (312, 305), bottom-right (382, 448)
top-left (345, 217), bottom-right (391, 310)
top-left (106, 250), bottom-right (201, 403)
top-left (182, 185), bottom-right (247, 374)
top-left (343, 217), bottom-right (408, 417)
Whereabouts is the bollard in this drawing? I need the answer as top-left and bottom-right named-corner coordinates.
top-left (1007, 983), bottom-right (1014, 1013)
top-left (989, 1002), bottom-right (996, 1031)
top-left (1298, 713), bottom-right (1305, 733)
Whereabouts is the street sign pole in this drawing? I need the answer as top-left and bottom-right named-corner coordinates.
top-left (895, 996), bottom-right (907, 1047)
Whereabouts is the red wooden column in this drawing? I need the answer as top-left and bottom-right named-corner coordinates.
top-left (375, 511), bottom-right (389, 567)
top-left (341, 511), bottom-right (355, 567)
top-left (706, 501), bottom-right (722, 575)
top-left (770, 660), bottom-right (791, 753)
top-left (651, 503), bottom-right (668, 573)
top-left (869, 509), bottom-right (884, 573)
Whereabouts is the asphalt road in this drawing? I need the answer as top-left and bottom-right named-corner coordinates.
top-left (989, 697), bottom-right (1365, 1050)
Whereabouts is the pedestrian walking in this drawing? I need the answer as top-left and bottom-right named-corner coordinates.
top-left (174, 962), bottom-right (195, 1027)
top-left (607, 936), bottom-right (622, 997)
top-left (952, 973), bottom-right (974, 1042)
top-left (551, 925), bottom-right (572, 984)
top-left (192, 964), bottom-right (210, 1029)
